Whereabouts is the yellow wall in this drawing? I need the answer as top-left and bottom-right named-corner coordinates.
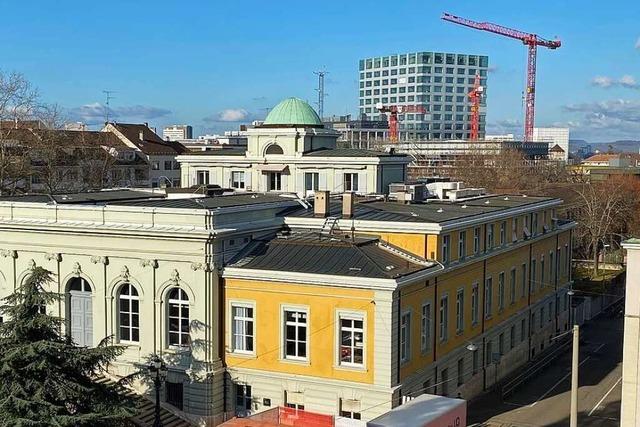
top-left (376, 232), bottom-right (427, 258)
top-left (225, 279), bottom-right (376, 384)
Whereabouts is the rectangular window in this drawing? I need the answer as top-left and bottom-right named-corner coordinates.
top-left (499, 333), bottom-right (504, 355)
top-left (472, 349), bottom-right (479, 374)
top-left (533, 212), bottom-right (539, 236)
top-left (232, 305), bottom-right (254, 353)
top-left (510, 325), bottom-right (515, 349)
top-left (457, 358), bottom-right (464, 386)
top-left (196, 170), bottom-right (209, 185)
top-left (521, 263), bottom-right (527, 298)
top-left (486, 341), bottom-right (493, 366)
top-left (339, 399), bottom-right (361, 420)
top-left (339, 316), bottom-right (364, 366)
top-left (166, 382), bottom-right (184, 410)
top-left (304, 172), bottom-right (319, 191)
top-left (510, 268), bottom-right (516, 304)
top-left (512, 217), bottom-right (518, 242)
top-left (285, 391), bottom-right (304, 410)
top-left (473, 227), bottom-right (480, 254)
top-left (458, 231), bottom-right (466, 260)
top-left (531, 259), bottom-right (537, 294)
top-left (550, 251), bottom-right (555, 285)
top-left (485, 277), bottom-right (493, 318)
top-left (441, 368), bottom-right (449, 396)
top-left (498, 272), bottom-right (505, 310)
top-left (400, 312), bottom-right (411, 362)
top-left (500, 221), bottom-right (506, 245)
top-left (471, 283), bottom-right (479, 325)
top-left (421, 303), bottom-right (431, 353)
top-left (487, 224), bottom-right (494, 250)
top-left (442, 234), bottom-right (450, 264)
top-left (521, 318), bottom-right (526, 341)
top-left (456, 289), bottom-right (464, 333)
top-left (541, 256), bottom-right (545, 290)
top-left (268, 172), bottom-right (282, 191)
top-left (152, 161), bottom-right (160, 170)
top-left (344, 173), bottom-right (359, 192)
top-left (235, 384), bottom-right (252, 411)
top-left (231, 171), bottom-right (245, 189)
top-left (284, 309), bottom-right (307, 360)
top-left (440, 296), bottom-right (449, 341)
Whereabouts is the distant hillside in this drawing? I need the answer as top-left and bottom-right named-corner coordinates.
top-left (569, 139), bottom-right (640, 154)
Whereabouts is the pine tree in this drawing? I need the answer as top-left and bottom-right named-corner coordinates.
top-left (0, 267), bottom-right (136, 427)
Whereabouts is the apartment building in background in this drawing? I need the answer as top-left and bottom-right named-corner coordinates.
top-left (359, 51), bottom-right (489, 141)
top-left (163, 124), bottom-right (193, 141)
top-left (533, 127), bottom-right (570, 162)
top-left (103, 122), bottom-right (187, 188)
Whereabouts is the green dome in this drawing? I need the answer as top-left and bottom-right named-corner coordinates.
top-left (263, 97), bottom-right (322, 127)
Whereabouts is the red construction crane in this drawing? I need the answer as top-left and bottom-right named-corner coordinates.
top-left (376, 103), bottom-right (427, 142)
top-left (468, 74), bottom-right (484, 140)
top-left (442, 13), bottom-right (561, 141)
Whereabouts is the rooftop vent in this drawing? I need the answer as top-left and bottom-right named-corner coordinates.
top-left (484, 200), bottom-right (490, 204)
top-left (349, 267), bottom-right (362, 272)
top-left (437, 208), bottom-right (444, 213)
top-left (385, 265), bottom-right (396, 271)
top-left (461, 204), bottom-right (468, 209)
top-left (503, 196), bottom-right (510, 201)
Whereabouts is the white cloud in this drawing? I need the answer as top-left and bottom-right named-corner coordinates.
top-left (486, 119), bottom-right (522, 135)
top-left (636, 37), bottom-right (640, 49)
top-left (203, 108), bottom-right (256, 123)
top-left (592, 76), bottom-right (614, 88)
top-left (591, 75), bottom-right (639, 89)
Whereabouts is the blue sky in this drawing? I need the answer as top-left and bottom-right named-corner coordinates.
top-left (1, 0), bottom-right (639, 142)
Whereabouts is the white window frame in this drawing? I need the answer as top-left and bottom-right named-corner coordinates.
top-left (344, 173), bottom-right (359, 192)
top-left (230, 302), bottom-right (255, 355)
top-left (304, 172), bottom-right (320, 192)
top-left (167, 287), bottom-right (190, 348)
top-left (471, 283), bottom-right (479, 325)
top-left (498, 272), bottom-right (505, 311)
top-left (473, 227), bottom-right (480, 255)
top-left (485, 277), bottom-right (493, 319)
top-left (268, 172), bottom-right (282, 191)
top-left (455, 289), bottom-right (464, 333)
top-left (439, 295), bottom-right (448, 342)
top-left (510, 267), bottom-right (516, 304)
top-left (400, 311), bottom-right (411, 363)
top-left (337, 311), bottom-right (365, 368)
top-left (421, 302), bottom-right (431, 353)
top-left (196, 170), bottom-right (209, 186)
top-left (282, 306), bottom-right (308, 361)
top-left (487, 224), bottom-right (494, 250)
top-left (231, 171), bottom-right (246, 189)
top-left (499, 221), bottom-right (506, 246)
top-left (118, 283), bottom-right (140, 344)
top-left (442, 234), bottom-right (450, 264)
top-left (458, 231), bottom-right (466, 261)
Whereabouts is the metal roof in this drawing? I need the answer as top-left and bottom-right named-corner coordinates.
top-left (108, 193), bottom-right (294, 210)
top-left (229, 234), bottom-right (434, 279)
top-left (304, 148), bottom-right (408, 158)
top-left (262, 98), bottom-right (322, 127)
top-left (285, 195), bottom-right (558, 224)
top-left (0, 189), bottom-right (164, 205)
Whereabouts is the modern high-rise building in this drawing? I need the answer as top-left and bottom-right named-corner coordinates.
top-left (533, 127), bottom-right (570, 161)
top-left (359, 52), bottom-right (489, 141)
top-left (163, 124), bottom-right (193, 141)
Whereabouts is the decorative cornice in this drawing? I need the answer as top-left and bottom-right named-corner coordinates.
top-left (44, 252), bottom-right (62, 262)
top-left (191, 262), bottom-right (212, 272)
top-left (90, 255), bottom-right (109, 265)
top-left (140, 259), bottom-right (159, 269)
top-left (0, 249), bottom-right (17, 259)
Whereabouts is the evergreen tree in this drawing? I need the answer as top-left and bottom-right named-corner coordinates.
top-left (0, 267), bottom-right (136, 427)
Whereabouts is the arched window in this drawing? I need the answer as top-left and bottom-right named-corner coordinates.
top-left (265, 144), bottom-right (284, 155)
top-left (168, 288), bottom-right (190, 347)
top-left (118, 283), bottom-right (139, 343)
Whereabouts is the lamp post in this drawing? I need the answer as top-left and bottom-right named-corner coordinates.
top-left (148, 354), bottom-right (168, 427)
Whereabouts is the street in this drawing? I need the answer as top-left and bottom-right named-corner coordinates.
top-left (468, 314), bottom-right (623, 426)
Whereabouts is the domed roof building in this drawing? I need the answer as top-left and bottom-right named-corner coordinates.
top-left (177, 97), bottom-right (409, 196)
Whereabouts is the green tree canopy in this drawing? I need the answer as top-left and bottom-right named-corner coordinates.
top-left (0, 267), bottom-right (135, 427)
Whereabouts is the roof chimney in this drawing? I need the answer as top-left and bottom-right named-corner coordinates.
top-left (139, 130), bottom-right (144, 141)
top-left (314, 191), bottom-right (330, 218)
top-left (342, 192), bottom-right (355, 218)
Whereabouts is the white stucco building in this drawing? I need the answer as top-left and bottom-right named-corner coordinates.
top-left (621, 239), bottom-right (640, 425)
top-left (177, 98), bottom-right (410, 196)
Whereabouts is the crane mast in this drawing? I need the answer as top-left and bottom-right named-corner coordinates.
top-left (442, 13), bottom-right (560, 141)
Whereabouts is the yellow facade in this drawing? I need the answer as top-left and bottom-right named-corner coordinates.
top-left (225, 278), bottom-right (376, 384)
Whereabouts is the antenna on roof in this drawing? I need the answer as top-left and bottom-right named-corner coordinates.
top-left (102, 90), bottom-right (116, 123)
top-left (313, 70), bottom-right (328, 120)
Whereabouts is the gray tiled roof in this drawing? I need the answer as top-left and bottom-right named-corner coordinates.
top-left (228, 234), bottom-right (434, 279)
top-left (109, 193), bottom-right (294, 210)
top-left (0, 190), bottom-right (164, 205)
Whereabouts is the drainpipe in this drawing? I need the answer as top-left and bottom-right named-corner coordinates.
top-left (433, 277), bottom-right (438, 394)
top-left (396, 290), bottom-right (402, 386)
top-left (527, 243), bottom-right (533, 361)
top-left (481, 258), bottom-right (487, 391)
